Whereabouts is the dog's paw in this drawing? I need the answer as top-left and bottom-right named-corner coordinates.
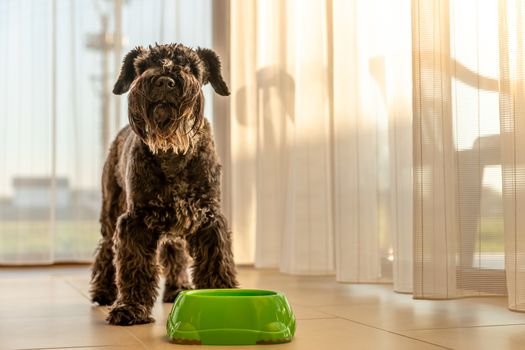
top-left (91, 292), bottom-right (116, 306)
top-left (162, 286), bottom-right (192, 303)
top-left (107, 304), bottom-right (154, 326)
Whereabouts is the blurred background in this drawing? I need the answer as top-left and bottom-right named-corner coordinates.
top-left (0, 0), bottom-right (213, 263)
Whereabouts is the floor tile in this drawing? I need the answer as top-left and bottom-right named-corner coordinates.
top-left (286, 318), bottom-right (448, 350)
top-left (0, 296), bottom-right (104, 319)
top-left (402, 324), bottom-right (525, 350)
top-left (41, 347), bottom-right (142, 350)
top-left (288, 303), bottom-right (336, 320)
top-left (127, 317), bottom-right (447, 350)
top-left (0, 315), bottom-right (144, 350)
top-left (237, 269), bottom-right (408, 307)
top-left (63, 274), bottom-right (92, 299)
top-left (0, 276), bottom-right (87, 302)
top-left (282, 285), bottom-right (409, 307)
top-left (315, 297), bottom-right (525, 331)
top-left (2, 266), bottom-right (524, 350)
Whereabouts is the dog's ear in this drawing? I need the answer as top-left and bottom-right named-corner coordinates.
top-left (196, 48), bottom-right (230, 96)
top-left (113, 47), bottom-right (144, 95)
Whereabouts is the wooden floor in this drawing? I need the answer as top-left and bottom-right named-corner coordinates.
top-left (1, 266), bottom-right (525, 349)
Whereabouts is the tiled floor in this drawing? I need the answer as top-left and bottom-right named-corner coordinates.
top-left (1, 267), bottom-right (525, 350)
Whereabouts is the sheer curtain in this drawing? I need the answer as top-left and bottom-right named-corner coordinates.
top-left (226, 0), bottom-right (525, 312)
top-left (228, 0), bottom-right (337, 271)
top-left (227, 0), bottom-right (414, 285)
top-left (412, 0), bottom-right (525, 313)
top-left (0, 0), bottom-right (212, 264)
top-left (413, 0), bottom-right (506, 299)
top-left (499, 0), bottom-right (525, 312)
top-left (332, 0), bottom-right (413, 290)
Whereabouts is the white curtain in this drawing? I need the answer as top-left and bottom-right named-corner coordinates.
top-left (228, 0), bottom-right (413, 287)
top-left (332, 0), bottom-right (413, 290)
top-left (412, 0), bottom-right (506, 299)
top-left (499, 0), bottom-right (525, 312)
top-left (227, 0), bottom-right (525, 312)
top-left (229, 0), bottom-right (338, 273)
top-left (0, 0), bottom-right (212, 264)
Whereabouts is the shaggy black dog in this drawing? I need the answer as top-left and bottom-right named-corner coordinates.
top-left (89, 43), bottom-right (238, 326)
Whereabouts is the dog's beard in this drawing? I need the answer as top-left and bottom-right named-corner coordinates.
top-left (144, 104), bottom-right (195, 155)
top-left (128, 76), bottom-right (203, 155)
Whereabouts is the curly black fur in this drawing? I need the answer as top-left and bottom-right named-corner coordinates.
top-left (89, 43), bottom-right (238, 326)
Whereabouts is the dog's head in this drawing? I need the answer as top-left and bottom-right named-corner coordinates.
top-left (113, 43), bottom-right (229, 154)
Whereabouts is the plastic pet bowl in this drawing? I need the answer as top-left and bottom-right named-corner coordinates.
top-left (166, 289), bottom-right (296, 345)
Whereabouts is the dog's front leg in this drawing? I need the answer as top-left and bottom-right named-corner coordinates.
top-left (107, 211), bottom-right (160, 326)
top-left (188, 214), bottom-right (239, 289)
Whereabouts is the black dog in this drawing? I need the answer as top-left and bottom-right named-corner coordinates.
top-left (89, 44), bottom-right (238, 326)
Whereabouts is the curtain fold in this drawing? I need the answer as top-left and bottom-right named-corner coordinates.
top-left (230, 0), bottom-right (335, 273)
top-left (499, 0), bottom-right (525, 312)
top-left (412, 0), bottom-right (507, 300)
top-left (279, 0), bottom-right (334, 275)
top-left (412, 0), bottom-right (459, 299)
top-left (229, 0), bottom-right (413, 282)
top-left (332, 0), bottom-right (413, 285)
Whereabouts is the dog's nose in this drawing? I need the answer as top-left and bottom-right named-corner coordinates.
top-left (154, 76), bottom-right (176, 90)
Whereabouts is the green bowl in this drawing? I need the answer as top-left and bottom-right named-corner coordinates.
top-left (166, 289), bottom-right (296, 345)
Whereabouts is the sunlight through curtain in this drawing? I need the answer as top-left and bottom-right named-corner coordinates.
top-left (228, 0), bottom-right (414, 286)
top-left (413, 0), bottom-right (506, 299)
top-left (228, 0), bottom-right (525, 312)
top-left (499, 0), bottom-right (525, 312)
top-left (0, 0), bottom-right (212, 264)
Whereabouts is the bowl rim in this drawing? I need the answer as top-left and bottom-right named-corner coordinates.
top-left (181, 288), bottom-right (281, 298)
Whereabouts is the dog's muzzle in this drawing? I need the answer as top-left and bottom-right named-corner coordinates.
top-left (153, 103), bottom-right (176, 127)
